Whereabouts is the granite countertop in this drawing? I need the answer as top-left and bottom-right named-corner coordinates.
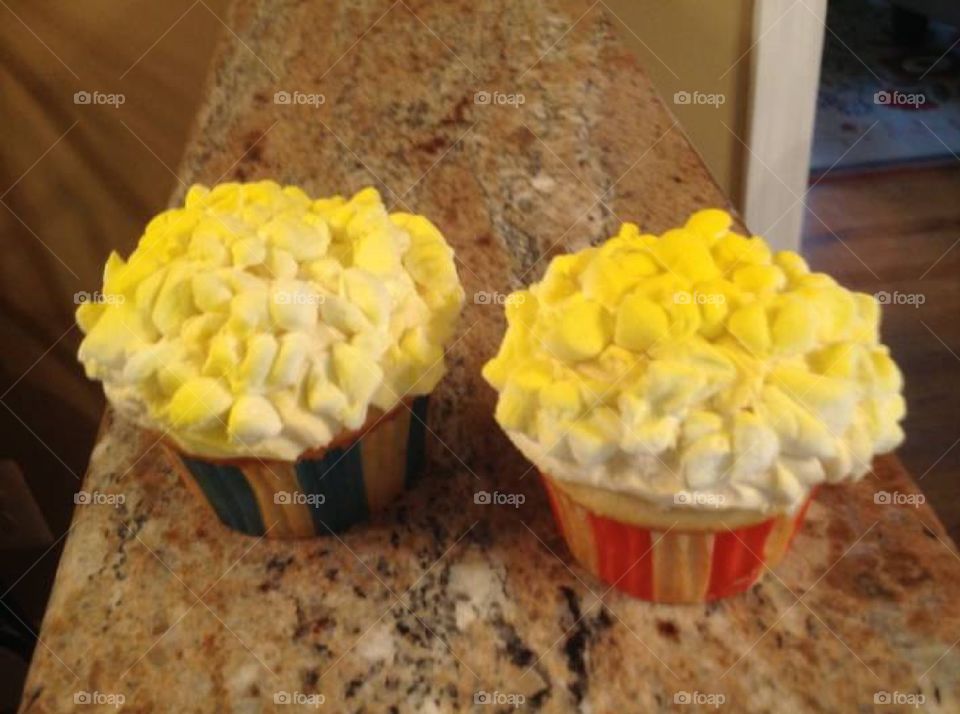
top-left (20, 1), bottom-right (960, 712)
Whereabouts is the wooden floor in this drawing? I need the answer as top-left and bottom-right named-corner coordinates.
top-left (803, 164), bottom-right (960, 542)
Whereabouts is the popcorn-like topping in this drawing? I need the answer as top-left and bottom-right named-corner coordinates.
top-left (483, 210), bottom-right (905, 512)
top-left (77, 182), bottom-right (463, 459)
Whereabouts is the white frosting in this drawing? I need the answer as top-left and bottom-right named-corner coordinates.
top-left (77, 182), bottom-right (463, 459)
top-left (483, 211), bottom-right (906, 514)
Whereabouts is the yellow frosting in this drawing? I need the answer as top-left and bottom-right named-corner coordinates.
top-left (77, 182), bottom-right (463, 459)
top-left (483, 209), bottom-right (905, 513)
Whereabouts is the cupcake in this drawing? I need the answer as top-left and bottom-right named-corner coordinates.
top-left (77, 182), bottom-right (463, 538)
top-left (483, 209), bottom-right (904, 602)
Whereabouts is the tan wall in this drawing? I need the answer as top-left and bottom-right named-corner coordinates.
top-left (0, 0), bottom-right (229, 629)
top-left (604, 0), bottom-right (754, 206)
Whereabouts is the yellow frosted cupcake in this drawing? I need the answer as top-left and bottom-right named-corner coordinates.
top-left (77, 181), bottom-right (463, 538)
top-left (483, 209), bottom-right (904, 602)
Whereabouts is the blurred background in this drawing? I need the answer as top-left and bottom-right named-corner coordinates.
top-left (1, 0), bottom-right (958, 709)
top-left (0, 1), bottom-right (229, 706)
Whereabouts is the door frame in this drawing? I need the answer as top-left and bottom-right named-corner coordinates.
top-left (742, 0), bottom-right (827, 252)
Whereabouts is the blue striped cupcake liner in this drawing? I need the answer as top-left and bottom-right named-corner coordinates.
top-left (172, 397), bottom-right (428, 538)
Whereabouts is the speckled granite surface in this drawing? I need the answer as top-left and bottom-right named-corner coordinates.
top-left (21, 1), bottom-right (960, 712)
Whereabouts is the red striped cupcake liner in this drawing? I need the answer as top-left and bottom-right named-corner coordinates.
top-left (541, 475), bottom-right (815, 603)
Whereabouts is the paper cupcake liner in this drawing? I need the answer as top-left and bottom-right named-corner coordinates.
top-left (541, 474), bottom-right (815, 603)
top-left (170, 397), bottom-right (428, 539)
